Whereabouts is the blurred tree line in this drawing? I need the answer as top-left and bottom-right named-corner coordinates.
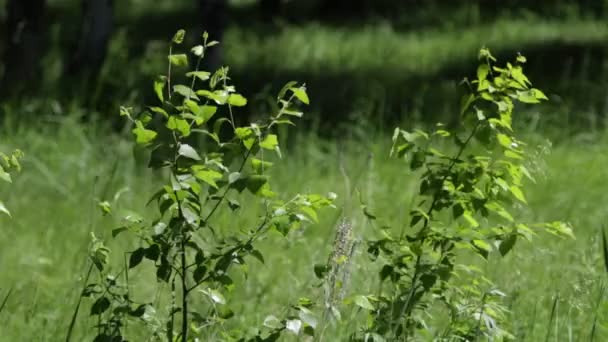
top-left (0, 0), bottom-right (606, 131)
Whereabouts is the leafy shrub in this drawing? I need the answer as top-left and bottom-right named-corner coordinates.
top-left (72, 30), bottom-right (336, 341)
top-left (65, 29), bottom-right (574, 341)
top-left (352, 48), bottom-right (573, 341)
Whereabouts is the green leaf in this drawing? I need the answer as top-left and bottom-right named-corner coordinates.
top-left (90, 296), bottom-right (111, 315)
top-left (251, 158), bottom-right (273, 174)
top-left (298, 308), bottom-right (318, 329)
top-left (169, 54), bottom-right (188, 67)
top-left (156, 263), bottom-right (172, 282)
top-left (98, 201), bottom-right (111, 216)
top-left (191, 45), bottom-right (204, 56)
top-left (499, 233), bottom-right (517, 256)
top-left (531, 88), bottom-right (548, 100)
top-left (196, 89), bottom-right (228, 104)
top-left (172, 29), bottom-right (185, 44)
top-left (463, 211), bottom-right (479, 228)
top-left (246, 175), bottom-right (269, 194)
top-left (0, 169), bottom-right (11, 183)
top-left (516, 54), bottom-right (527, 63)
top-left (353, 295), bottom-right (375, 310)
top-left (290, 86), bottom-right (310, 104)
top-left (286, 319), bottom-right (302, 335)
top-left (518, 89), bottom-right (547, 104)
top-left (145, 244), bottom-right (160, 261)
top-left (509, 185), bottom-right (527, 203)
top-left (153, 76), bottom-right (166, 102)
top-left (228, 172), bottom-right (242, 184)
top-left (250, 249), bottom-right (265, 264)
top-left (278, 81), bottom-right (298, 100)
top-left (205, 289), bottom-right (226, 304)
top-left (235, 127), bottom-right (258, 149)
top-left (264, 315), bottom-right (282, 329)
top-left (111, 227), bottom-right (128, 237)
top-left (472, 239), bottom-right (491, 259)
top-left (182, 206), bottom-right (199, 225)
top-left (313, 264), bottom-right (328, 279)
top-left (167, 116), bottom-right (191, 137)
top-left (186, 71), bottom-right (210, 81)
top-left (178, 144), bottom-right (201, 160)
top-left (199, 105), bottom-right (217, 123)
top-left (129, 248), bottom-right (145, 268)
top-left (148, 106), bottom-right (168, 118)
top-left (0, 201), bottom-right (11, 217)
top-left (543, 221), bottom-right (575, 239)
top-left (260, 134), bottom-right (278, 150)
top-left (496, 134), bottom-right (512, 149)
top-left (193, 168), bottom-right (223, 188)
top-left (132, 121), bottom-right (157, 145)
top-left (477, 63), bottom-right (490, 81)
top-left (227, 93), bottom-right (247, 107)
top-left (172, 84), bottom-right (199, 100)
top-left (227, 199), bottom-right (240, 211)
top-left (193, 265), bottom-right (207, 283)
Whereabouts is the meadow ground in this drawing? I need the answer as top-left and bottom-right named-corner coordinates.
top-left (0, 115), bottom-right (606, 340)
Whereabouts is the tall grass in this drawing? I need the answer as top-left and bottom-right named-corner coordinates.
top-left (0, 112), bottom-right (606, 339)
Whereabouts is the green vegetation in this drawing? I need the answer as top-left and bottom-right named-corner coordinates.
top-left (1, 32), bottom-right (607, 340)
top-left (1, 102), bottom-right (607, 340)
top-left (1, 1), bottom-right (607, 340)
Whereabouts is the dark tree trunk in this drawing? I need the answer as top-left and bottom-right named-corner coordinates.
top-left (1, 0), bottom-right (47, 96)
top-left (260, 0), bottom-right (282, 18)
top-left (66, 0), bottom-right (114, 75)
top-left (199, 0), bottom-right (228, 71)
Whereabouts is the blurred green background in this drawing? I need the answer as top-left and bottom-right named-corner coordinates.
top-left (2, 0), bottom-right (608, 133)
top-left (1, 0), bottom-right (608, 340)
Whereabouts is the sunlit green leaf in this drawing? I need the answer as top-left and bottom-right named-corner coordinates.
top-left (178, 144), bottom-right (201, 160)
top-left (290, 86), bottom-right (310, 104)
top-left (132, 121), bottom-right (157, 145)
top-left (227, 93), bottom-right (247, 107)
top-left (353, 295), bottom-right (375, 310)
top-left (172, 29), bottom-right (185, 44)
top-left (193, 168), bottom-right (223, 188)
top-left (260, 134), bottom-right (278, 150)
top-left (168, 54), bottom-right (188, 67)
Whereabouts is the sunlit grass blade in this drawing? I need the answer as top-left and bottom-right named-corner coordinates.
top-left (65, 263), bottom-right (94, 342)
top-left (589, 284), bottom-right (605, 342)
top-left (0, 288), bottom-right (12, 315)
top-left (544, 293), bottom-right (559, 342)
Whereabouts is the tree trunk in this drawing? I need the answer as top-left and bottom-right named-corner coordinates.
top-left (1, 0), bottom-right (47, 96)
top-left (260, 0), bottom-right (282, 18)
top-left (66, 0), bottom-right (114, 74)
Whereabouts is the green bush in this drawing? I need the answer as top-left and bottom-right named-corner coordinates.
top-left (65, 31), bottom-right (574, 341)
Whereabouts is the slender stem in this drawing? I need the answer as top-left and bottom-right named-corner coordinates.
top-left (181, 238), bottom-right (188, 342)
top-left (168, 276), bottom-right (176, 342)
top-left (167, 45), bottom-right (173, 100)
top-left (203, 148), bottom-right (252, 223)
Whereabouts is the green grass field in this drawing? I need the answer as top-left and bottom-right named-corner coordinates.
top-left (0, 114), bottom-right (606, 340)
